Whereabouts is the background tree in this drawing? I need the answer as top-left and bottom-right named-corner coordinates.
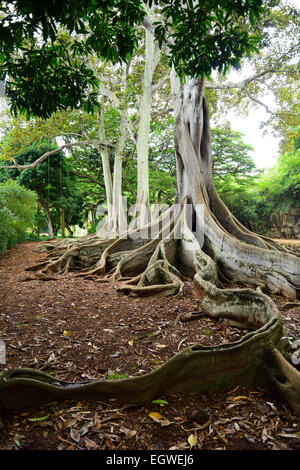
top-left (254, 145), bottom-right (300, 236)
top-left (5, 143), bottom-right (84, 239)
top-left (211, 127), bottom-right (260, 229)
top-left (0, 179), bottom-right (36, 254)
top-left (206, 0), bottom-right (299, 152)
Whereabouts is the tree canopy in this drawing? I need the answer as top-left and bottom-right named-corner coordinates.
top-left (0, 0), bottom-right (264, 118)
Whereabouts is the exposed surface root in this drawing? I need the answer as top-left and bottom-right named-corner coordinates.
top-left (263, 345), bottom-right (300, 416)
top-left (1, 204), bottom-right (300, 416)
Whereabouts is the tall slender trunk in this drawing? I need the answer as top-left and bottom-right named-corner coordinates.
top-left (36, 201), bottom-right (40, 237)
top-left (133, 28), bottom-right (160, 229)
top-left (60, 208), bottom-right (65, 238)
top-left (110, 118), bottom-right (127, 235)
top-left (36, 188), bottom-right (54, 240)
top-left (98, 110), bottom-right (113, 222)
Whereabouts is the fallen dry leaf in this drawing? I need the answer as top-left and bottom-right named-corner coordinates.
top-left (70, 427), bottom-right (81, 443)
top-left (188, 434), bottom-right (197, 449)
top-left (149, 412), bottom-right (172, 426)
top-left (84, 437), bottom-right (99, 449)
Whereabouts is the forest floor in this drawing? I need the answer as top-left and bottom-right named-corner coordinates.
top-left (0, 240), bottom-right (299, 451)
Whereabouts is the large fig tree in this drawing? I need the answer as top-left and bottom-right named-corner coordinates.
top-left (0, 0), bottom-right (299, 416)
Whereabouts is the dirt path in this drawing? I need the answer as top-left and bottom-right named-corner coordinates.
top-left (0, 242), bottom-right (299, 450)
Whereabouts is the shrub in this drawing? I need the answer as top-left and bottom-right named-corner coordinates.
top-left (0, 180), bottom-right (36, 254)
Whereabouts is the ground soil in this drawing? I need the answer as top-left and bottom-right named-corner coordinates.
top-left (0, 240), bottom-right (299, 451)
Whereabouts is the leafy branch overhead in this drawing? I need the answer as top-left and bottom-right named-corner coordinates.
top-left (0, 0), bottom-right (264, 118)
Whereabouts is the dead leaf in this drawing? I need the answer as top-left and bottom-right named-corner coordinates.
top-left (70, 427), bottom-right (81, 443)
top-left (262, 427), bottom-right (269, 443)
top-left (48, 353), bottom-right (56, 362)
top-left (234, 422), bottom-right (240, 431)
top-left (188, 434), bottom-right (197, 449)
top-left (119, 426), bottom-right (137, 439)
top-left (149, 412), bottom-right (163, 422)
top-left (110, 351), bottom-right (121, 358)
top-left (149, 411), bottom-right (172, 426)
top-left (84, 437), bottom-right (99, 449)
top-left (232, 396), bottom-right (252, 402)
top-left (188, 409), bottom-right (211, 427)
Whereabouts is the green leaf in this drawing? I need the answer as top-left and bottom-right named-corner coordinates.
top-left (152, 399), bottom-right (169, 405)
top-left (28, 413), bottom-right (51, 422)
top-left (107, 373), bottom-right (129, 380)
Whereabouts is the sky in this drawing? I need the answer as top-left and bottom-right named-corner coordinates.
top-left (226, 0), bottom-right (300, 170)
top-left (217, 66), bottom-right (281, 170)
top-left (228, 109), bottom-right (280, 170)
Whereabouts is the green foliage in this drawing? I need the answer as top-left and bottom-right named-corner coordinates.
top-left (215, 175), bottom-right (259, 230)
top-left (212, 127), bottom-right (260, 228)
top-left (0, 0), bottom-right (146, 118)
top-left (4, 142), bottom-right (84, 235)
top-left (23, 233), bottom-right (49, 242)
top-left (155, 0), bottom-right (263, 78)
top-left (0, 180), bottom-right (36, 254)
top-left (210, 1), bottom-right (300, 151)
top-left (0, 110), bottom-right (83, 162)
top-left (253, 148), bottom-right (300, 232)
top-left (212, 130), bottom-right (300, 235)
top-left (212, 127), bottom-right (256, 180)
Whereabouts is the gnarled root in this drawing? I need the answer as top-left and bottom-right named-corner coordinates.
top-left (262, 345), bottom-right (300, 416)
top-left (1, 203), bottom-right (300, 417)
top-left (0, 286), bottom-right (297, 414)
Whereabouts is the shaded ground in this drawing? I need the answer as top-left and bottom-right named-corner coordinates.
top-left (0, 241), bottom-right (299, 451)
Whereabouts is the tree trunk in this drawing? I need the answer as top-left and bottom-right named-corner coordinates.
top-left (60, 208), bottom-right (65, 238)
top-left (66, 225), bottom-right (73, 237)
top-left (131, 28), bottom-right (160, 229)
top-left (36, 201), bottom-right (40, 238)
top-left (36, 189), bottom-right (54, 240)
top-left (98, 110), bottom-right (113, 222)
top-left (109, 118), bottom-right (127, 235)
top-left (170, 71), bottom-right (299, 299)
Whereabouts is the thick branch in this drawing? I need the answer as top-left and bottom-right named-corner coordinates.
top-left (244, 89), bottom-right (277, 115)
top-left (98, 84), bottom-right (136, 143)
top-left (70, 169), bottom-right (105, 188)
top-left (205, 69), bottom-right (277, 91)
top-left (0, 140), bottom-right (92, 170)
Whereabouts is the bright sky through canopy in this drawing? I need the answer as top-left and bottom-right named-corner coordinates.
top-left (229, 109), bottom-right (280, 169)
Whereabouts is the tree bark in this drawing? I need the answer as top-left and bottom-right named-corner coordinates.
top-left (109, 118), bottom-right (127, 235)
top-left (36, 188), bottom-right (54, 240)
top-left (98, 110), bottom-right (113, 222)
top-left (60, 208), bottom-right (65, 238)
top-left (36, 201), bottom-right (40, 237)
top-left (131, 27), bottom-right (161, 229)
